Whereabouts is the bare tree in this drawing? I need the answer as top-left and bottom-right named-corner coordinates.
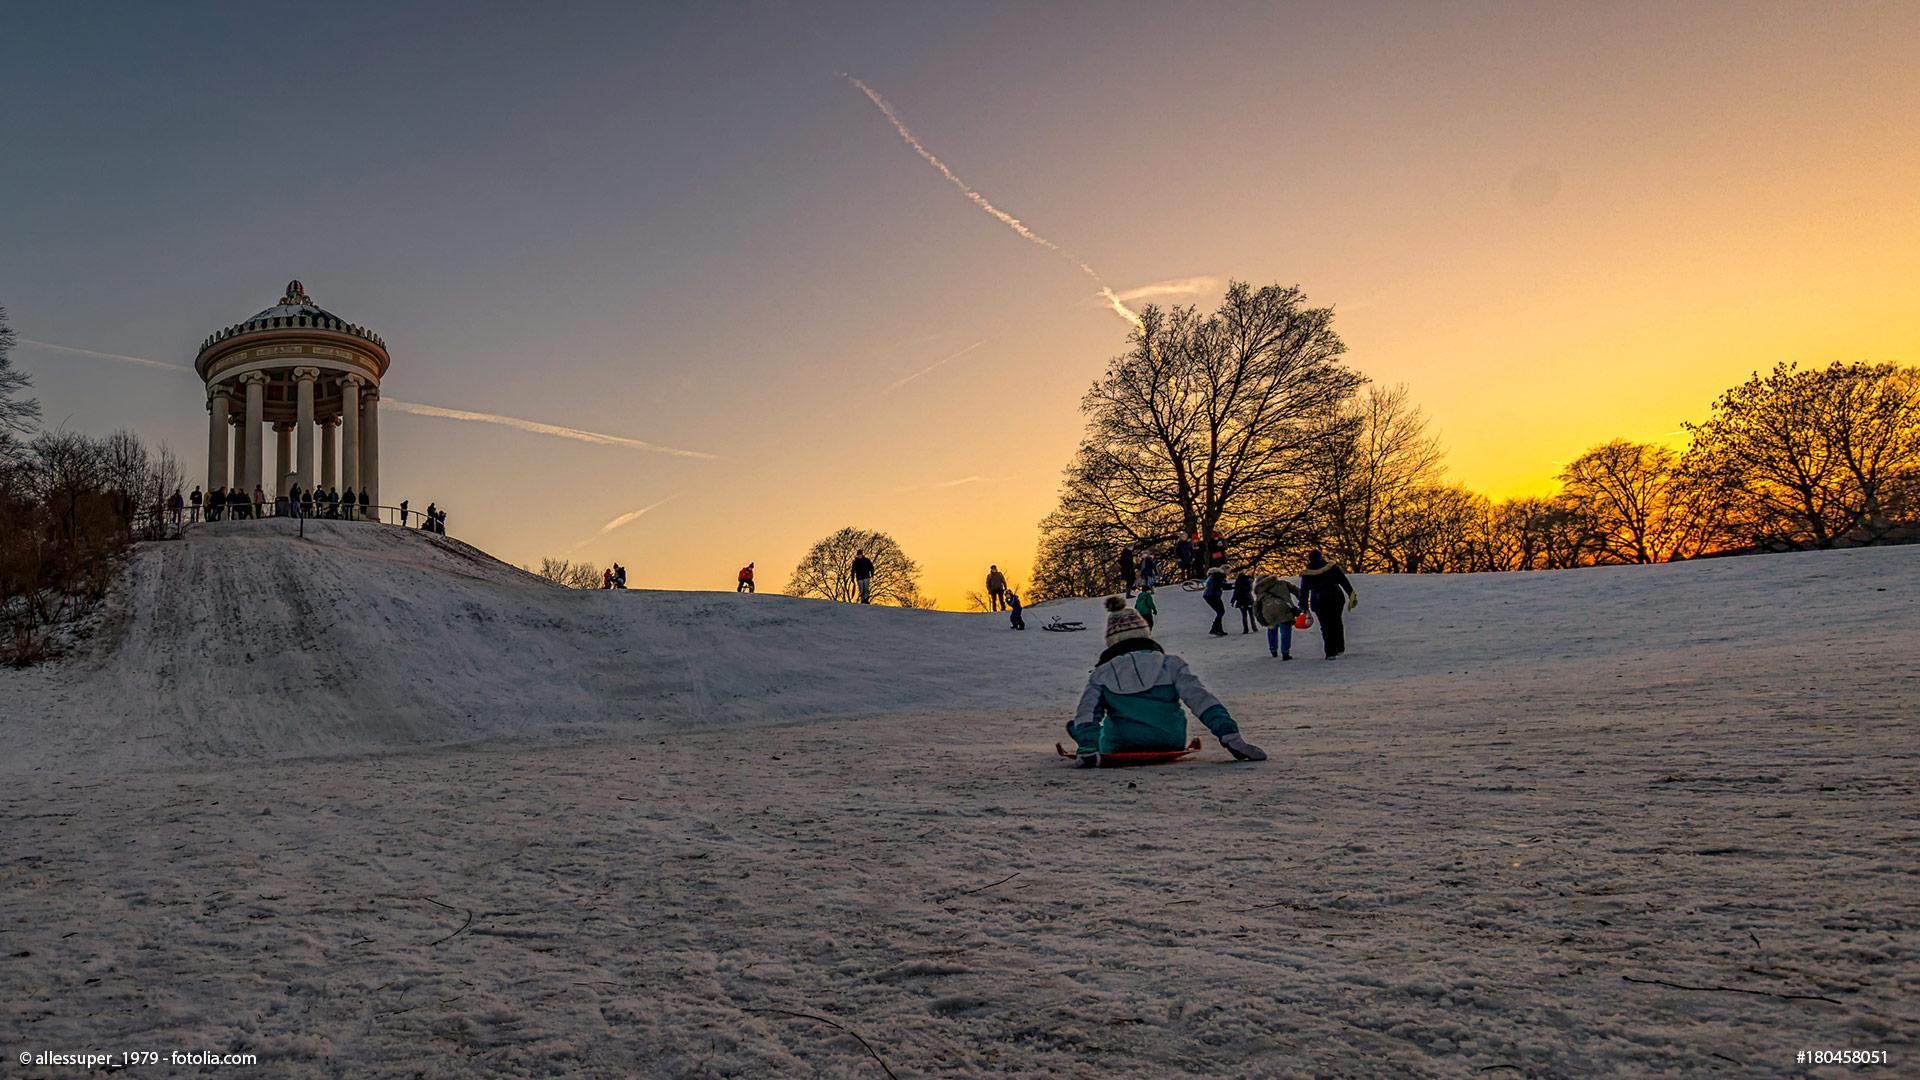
top-left (536, 556), bottom-right (603, 589)
top-left (787, 526), bottom-right (923, 605)
top-left (1323, 384), bottom-right (1444, 571)
top-left (1683, 362), bottom-right (1920, 549)
top-left (0, 307), bottom-right (41, 465)
top-left (1376, 484), bottom-right (1492, 573)
top-left (1036, 282), bottom-right (1365, 587)
top-left (1559, 440), bottom-right (1719, 564)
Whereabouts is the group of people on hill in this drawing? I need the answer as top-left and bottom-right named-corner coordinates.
top-left (174, 484), bottom-right (447, 533)
top-left (601, 563), bottom-right (628, 589)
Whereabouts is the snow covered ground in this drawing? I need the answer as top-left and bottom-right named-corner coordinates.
top-left (3, 520), bottom-right (1917, 1077)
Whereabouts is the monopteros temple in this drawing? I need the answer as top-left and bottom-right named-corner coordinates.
top-left (195, 281), bottom-right (389, 510)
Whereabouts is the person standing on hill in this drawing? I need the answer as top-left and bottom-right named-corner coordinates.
top-left (189, 485), bottom-right (203, 523)
top-left (1006, 588), bottom-right (1025, 630)
top-left (1134, 585), bottom-right (1157, 630)
top-left (986, 565), bottom-right (1007, 611)
top-left (850, 550), bottom-right (875, 604)
top-left (738, 563), bottom-right (755, 593)
top-left (1300, 549), bottom-right (1357, 659)
top-left (1253, 574), bottom-right (1303, 660)
top-left (1139, 551), bottom-right (1159, 591)
top-left (251, 484), bottom-right (266, 519)
top-left (341, 486), bottom-right (356, 521)
top-left (167, 488), bottom-right (184, 527)
top-left (1066, 596), bottom-right (1267, 766)
top-left (359, 488), bottom-right (370, 520)
top-left (1174, 535), bottom-right (1195, 582)
top-left (399, 498), bottom-right (410, 527)
top-left (1207, 530), bottom-right (1227, 569)
top-left (1119, 547), bottom-right (1137, 597)
top-left (1231, 571), bottom-right (1256, 633)
top-left (1202, 567), bottom-right (1228, 636)
top-left (300, 486), bottom-right (314, 519)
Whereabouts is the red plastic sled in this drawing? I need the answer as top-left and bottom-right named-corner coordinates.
top-left (1056, 737), bottom-right (1203, 767)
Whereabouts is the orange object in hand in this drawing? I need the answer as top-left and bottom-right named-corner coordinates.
top-left (1294, 613), bottom-right (1312, 630)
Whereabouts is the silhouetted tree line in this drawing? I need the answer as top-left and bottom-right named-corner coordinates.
top-left (1, 307), bottom-right (188, 662)
top-left (1031, 283), bottom-right (1919, 600)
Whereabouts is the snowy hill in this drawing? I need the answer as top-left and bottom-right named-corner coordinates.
top-left (5, 525), bottom-right (1918, 1076)
top-left (9, 520), bottom-right (1917, 774)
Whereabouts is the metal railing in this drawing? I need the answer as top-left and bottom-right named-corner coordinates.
top-left (138, 500), bottom-right (447, 539)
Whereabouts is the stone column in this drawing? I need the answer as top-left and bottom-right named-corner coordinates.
top-left (320, 418), bottom-right (338, 489)
top-left (274, 423), bottom-right (294, 496)
top-left (339, 375), bottom-right (362, 501)
top-left (206, 386), bottom-right (232, 493)
top-left (293, 367), bottom-right (317, 491)
top-left (240, 371), bottom-right (268, 494)
top-left (230, 416), bottom-right (245, 492)
top-left (361, 385), bottom-right (380, 517)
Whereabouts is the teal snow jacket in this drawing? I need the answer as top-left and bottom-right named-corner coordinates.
top-left (1068, 640), bottom-right (1239, 754)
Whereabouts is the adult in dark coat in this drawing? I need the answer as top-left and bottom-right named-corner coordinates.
top-left (1300, 549), bottom-right (1357, 658)
top-left (1202, 568), bottom-right (1228, 636)
top-left (985, 565), bottom-right (1007, 611)
top-left (1174, 536), bottom-right (1195, 581)
top-left (850, 551), bottom-right (875, 604)
top-left (1231, 572), bottom-right (1256, 633)
top-left (1119, 548), bottom-right (1137, 597)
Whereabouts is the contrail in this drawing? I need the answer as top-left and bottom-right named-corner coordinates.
top-left (841, 73), bottom-right (1144, 329)
top-left (569, 495), bottom-right (675, 552)
top-left (895, 473), bottom-right (1015, 493)
top-left (17, 338), bottom-right (716, 460)
top-left (882, 339), bottom-right (987, 394)
top-left (381, 400), bottom-right (714, 459)
top-left (1109, 276), bottom-right (1222, 304)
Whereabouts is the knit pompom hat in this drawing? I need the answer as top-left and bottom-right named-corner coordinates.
top-left (1103, 594), bottom-right (1153, 648)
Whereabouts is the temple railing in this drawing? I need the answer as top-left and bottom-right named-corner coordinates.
top-left (133, 501), bottom-right (446, 539)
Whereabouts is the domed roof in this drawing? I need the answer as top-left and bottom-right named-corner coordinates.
top-left (245, 280), bottom-right (344, 324)
top-left (245, 278), bottom-right (347, 320)
top-left (196, 279), bottom-right (387, 359)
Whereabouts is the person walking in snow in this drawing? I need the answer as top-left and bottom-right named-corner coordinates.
top-left (189, 485), bottom-right (203, 523)
top-left (1202, 567), bottom-right (1228, 636)
top-left (1300, 549), bottom-right (1357, 659)
top-left (167, 488), bottom-right (184, 528)
top-left (1066, 596), bottom-right (1267, 766)
top-left (1139, 551), bottom-right (1159, 591)
top-left (738, 563), bottom-right (755, 593)
top-left (1231, 571), bottom-right (1256, 634)
top-left (399, 498), bottom-right (410, 527)
top-left (1006, 588), bottom-right (1025, 630)
top-left (850, 550), bottom-right (875, 604)
top-left (1253, 574), bottom-right (1304, 660)
top-left (1174, 535), bottom-right (1196, 582)
top-left (1119, 547), bottom-right (1137, 597)
top-left (1134, 585), bottom-right (1157, 630)
top-left (985, 565), bottom-right (1007, 611)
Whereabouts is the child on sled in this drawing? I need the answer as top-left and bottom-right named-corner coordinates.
top-left (1065, 596), bottom-right (1267, 767)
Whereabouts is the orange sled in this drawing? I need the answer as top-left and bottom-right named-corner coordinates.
top-left (1056, 737), bottom-right (1204, 767)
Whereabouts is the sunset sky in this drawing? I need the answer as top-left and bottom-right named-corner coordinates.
top-left (5, 2), bottom-right (1916, 605)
